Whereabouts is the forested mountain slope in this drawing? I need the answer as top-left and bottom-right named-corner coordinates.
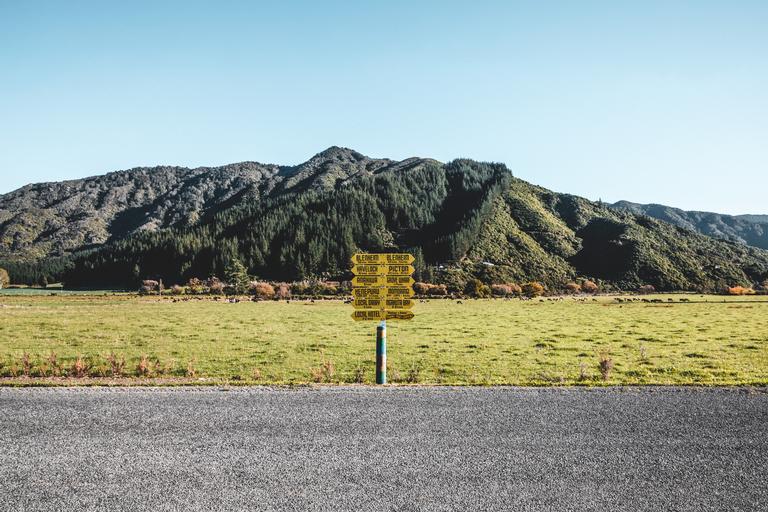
top-left (610, 201), bottom-right (768, 250)
top-left (3, 148), bottom-right (768, 291)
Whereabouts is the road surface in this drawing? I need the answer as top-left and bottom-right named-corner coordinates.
top-left (1, 387), bottom-right (766, 511)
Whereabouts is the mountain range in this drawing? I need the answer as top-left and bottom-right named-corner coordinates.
top-left (1, 147), bottom-right (767, 292)
top-left (609, 201), bottom-right (768, 250)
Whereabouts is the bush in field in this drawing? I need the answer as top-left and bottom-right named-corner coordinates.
top-left (187, 277), bottom-right (205, 294)
top-left (427, 284), bottom-right (448, 296)
top-left (207, 277), bottom-right (225, 295)
top-left (598, 352), bottom-right (614, 381)
top-left (274, 283), bottom-right (291, 300)
top-left (521, 281), bottom-right (545, 298)
top-left (290, 282), bottom-right (310, 296)
top-left (464, 279), bottom-right (491, 298)
top-left (727, 286), bottom-right (756, 296)
top-left (491, 284), bottom-right (518, 297)
top-left (140, 280), bottom-right (160, 295)
top-left (564, 282), bottom-right (581, 294)
top-left (638, 284), bottom-right (656, 294)
top-left (0, 267), bottom-right (9, 288)
top-left (581, 280), bottom-right (599, 294)
top-left (170, 285), bottom-right (184, 295)
top-left (250, 282), bottom-right (275, 299)
top-left (414, 282), bottom-right (431, 295)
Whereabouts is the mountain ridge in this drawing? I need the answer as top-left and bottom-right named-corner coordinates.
top-left (2, 148), bottom-right (768, 291)
top-left (609, 200), bottom-right (768, 249)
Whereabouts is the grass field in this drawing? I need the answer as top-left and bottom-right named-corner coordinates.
top-left (1, 294), bottom-right (767, 386)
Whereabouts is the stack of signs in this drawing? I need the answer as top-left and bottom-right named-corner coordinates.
top-left (350, 253), bottom-right (416, 321)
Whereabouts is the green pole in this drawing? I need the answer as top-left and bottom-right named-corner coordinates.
top-left (376, 320), bottom-right (386, 384)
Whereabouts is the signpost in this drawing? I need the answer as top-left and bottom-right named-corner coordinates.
top-left (350, 253), bottom-right (415, 384)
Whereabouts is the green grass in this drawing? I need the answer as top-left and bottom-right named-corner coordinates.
top-left (1, 294), bottom-right (767, 386)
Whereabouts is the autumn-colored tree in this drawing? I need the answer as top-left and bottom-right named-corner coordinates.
top-left (564, 282), bottom-right (581, 294)
top-left (581, 280), bottom-right (599, 294)
top-left (413, 282), bottom-right (431, 295)
top-left (727, 286), bottom-right (755, 296)
top-left (274, 283), bottom-right (291, 300)
top-left (0, 267), bottom-right (10, 288)
top-left (521, 282), bottom-right (545, 298)
top-left (427, 284), bottom-right (448, 296)
top-left (250, 282), bottom-right (276, 299)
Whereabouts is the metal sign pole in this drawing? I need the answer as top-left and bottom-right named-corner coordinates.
top-left (376, 320), bottom-right (387, 384)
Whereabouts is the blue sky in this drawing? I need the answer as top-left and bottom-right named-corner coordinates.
top-left (1, 1), bottom-right (766, 214)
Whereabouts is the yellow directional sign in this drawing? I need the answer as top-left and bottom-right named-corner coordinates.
top-left (349, 253), bottom-right (416, 322)
top-left (351, 264), bottom-right (415, 276)
top-left (350, 253), bottom-right (415, 265)
top-left (351, 275), bottom-right (416, 287)
top-left (351, 264), bottom-right (384, 276)
top-left (351, 275), bottom-right (385, 287)
top-left (351, 310), bottom-right (415, 321)
top-left (384, 298), bottom-right (415, 310)
top-left (352, 286), bottom-right (415, 299)
top-left (385, 275), bottom-right (415, 286)
top-left (353, 298), bottom-right (384, 309)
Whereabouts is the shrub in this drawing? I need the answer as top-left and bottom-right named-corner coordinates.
top-left (186, 360), bottom-right (197, 378)
top-left (727, 286), bottom-right (756, 296)
top-left (170, 285), bottom-right (184, 295)
top-left (491, 284), bottom-right (514, 296)
top-left (47, 352), bottom-right (60, 377)
top-left (71, 356), bottom-right (90, 378)
top-left (106, 353), bottom-right (126, 377)
top-left (140, 280), bottom-right (160, 295)
top-left (21, 352), bottom-right (32, 377)
top-left (0, 267), bottom-right (9, 288)
top-left (464, 279), bottom-right (491, 298)
top-left (638, 284), bottom-right (656, 294)
top-left (581, 280), bottom-right (599, 294)
top-left (274, 283), bottom-right (291, 300)
top-left (564, 282), bottom-right (581, 294)
top-left (290, 282), bottom-right (310, 296)
top-left (187, 277), bottom-right (204, 294)
top-left (414, 282), bottom-right (431, 295)
top-left (207, 277), bottom-right (225, 295)
top-left (598, 352), bottom-right (614, 381)
top-left (427, 284), bottom-right (448, 296)
top-left (310, 359), bottom-right (336, 383)
top-left (136, 354), bottom-right (151, 377)
top-left (249, 282), bottom-right (276, 299)
top-left (521, 282), bottom-right (545, 298)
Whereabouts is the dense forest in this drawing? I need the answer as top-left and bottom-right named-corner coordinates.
top-left (2, 148), bottom-right (768, 292)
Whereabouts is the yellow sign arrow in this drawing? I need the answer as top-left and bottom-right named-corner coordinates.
top-left (351, 264), bottom-right (415, 276)
top-left (352, 287), bottom-right (414, 298)
top-left (384, 298), bottom-right (415, 310)
top-left (351, 275), bottom-right (416, 287)
top-left (351, 310), bottom-right (415, 321)
top-left (352, 298), bottom-right (385, 309)
top-left (350, 253), bottom-right (415, 265)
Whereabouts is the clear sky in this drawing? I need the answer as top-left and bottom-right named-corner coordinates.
top-left (1, 1), bottom-right (766, 214)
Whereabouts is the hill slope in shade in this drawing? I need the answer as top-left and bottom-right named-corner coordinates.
top-left (2, 148), bottom-right (768, 291)
top-left (610, 201), bottom-right (768, 250)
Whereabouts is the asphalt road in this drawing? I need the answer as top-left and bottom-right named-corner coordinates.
top-left (1, 387), bottom-right (766, 511)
